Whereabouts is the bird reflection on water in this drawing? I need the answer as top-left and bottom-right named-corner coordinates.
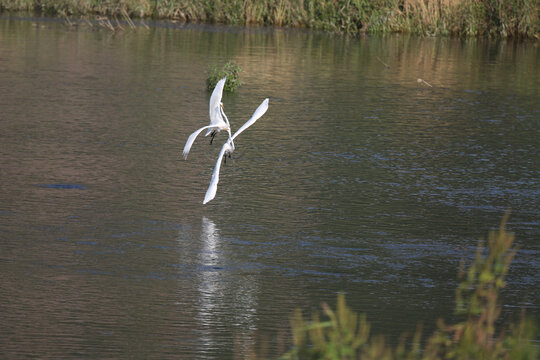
top-left (195, 217), bottom-right (259, 354)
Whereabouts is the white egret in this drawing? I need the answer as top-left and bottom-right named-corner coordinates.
top-left (182, 77), bottom-right (233, 160)
top-left (203, 98), bottom-right (269, 204)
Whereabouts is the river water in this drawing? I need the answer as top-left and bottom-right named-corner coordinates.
top-left (0, 15), bottom-right (538, 359)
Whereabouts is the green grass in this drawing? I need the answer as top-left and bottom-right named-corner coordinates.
top-left (279, 213), bottom-right (538, 359)
top-left (206, 61), bottom-right (242, 93)
top-left (0, 0), bottom-right (538, 38)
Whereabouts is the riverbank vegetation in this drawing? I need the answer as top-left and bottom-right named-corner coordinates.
top-left (279, 214), bottom-right (538, 359)
top-left (0, 0), bottom-right (538, 38)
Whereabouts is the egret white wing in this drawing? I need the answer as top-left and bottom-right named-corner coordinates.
top-left (183, 125), bottom-right (215, 160)
top-left (232, 98), bottom-right (269, 140)
top-left (209, 78), bottom-right (226, 124)
top-left (203, 142), bottom-right (230, 204)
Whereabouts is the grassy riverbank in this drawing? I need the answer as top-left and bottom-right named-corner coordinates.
top-left (1, 0), bottom-right (538, 38)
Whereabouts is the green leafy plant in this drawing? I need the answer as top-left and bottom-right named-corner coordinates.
top-left (423, 212), bottom-right (538, 359)
top-left (206, 61), bottom-right (242, 92)
top-left (282, 213), bottom-right (538, 360)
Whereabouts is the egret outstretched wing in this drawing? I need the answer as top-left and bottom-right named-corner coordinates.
top-left (206, 78), bottom-right (227, 137)
top-left (209, 78), bottom-right (226, 123)
top-left (183, 125), bottom-right (215, 160)
top-left (203, 142), bottom-right (232, 204)
top-left (232, 98), bottom-right (269, 140)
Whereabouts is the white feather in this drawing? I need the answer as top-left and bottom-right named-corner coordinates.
top-left (183, 125), bottom-right (214, 160)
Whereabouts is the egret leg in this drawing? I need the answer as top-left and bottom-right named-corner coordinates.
top-left (210, 131), bottom-right (216, 144)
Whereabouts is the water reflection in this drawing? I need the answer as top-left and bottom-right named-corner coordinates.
top-left (196, 216), bottom-right (222, 351)
top-left (193, 217), bottom-right (259, 356)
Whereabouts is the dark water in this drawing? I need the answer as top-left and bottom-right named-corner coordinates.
top-left (0, 15), bottom-right (539, 358)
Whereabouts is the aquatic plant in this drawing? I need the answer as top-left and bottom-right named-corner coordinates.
top-left (281, 213), bottom-right (538, 360)
top-left (206, 61), bottom-right (242, 93)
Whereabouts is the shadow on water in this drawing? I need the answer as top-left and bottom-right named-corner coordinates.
top-left (0, 15), bottom-right (538, 359)
top-left (36, 183), bottom-right (88, 189)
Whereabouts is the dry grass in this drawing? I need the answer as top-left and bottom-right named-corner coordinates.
top-left (0, 0), bottom-right (538, 37)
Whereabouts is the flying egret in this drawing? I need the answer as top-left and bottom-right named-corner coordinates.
top-left (203, 98), bottom-right (269, 204)
top-left (182, 77), bottom-right (233, 160)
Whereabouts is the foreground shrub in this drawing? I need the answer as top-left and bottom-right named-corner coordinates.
top-left (282, 213), bottom-right (538, 360)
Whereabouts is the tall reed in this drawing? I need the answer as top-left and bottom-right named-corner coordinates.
top-left (0, 0), bottom-right (538, 37)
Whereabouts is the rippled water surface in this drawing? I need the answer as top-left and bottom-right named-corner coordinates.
top-left (1, 15), bottom-right (539, 358)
